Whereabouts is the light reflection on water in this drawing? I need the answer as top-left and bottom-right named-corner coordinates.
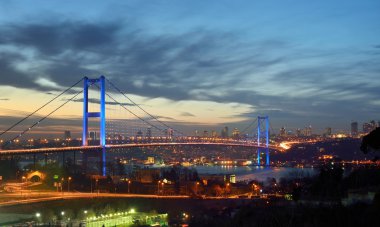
top-left (193, 165), bottom-right (318, 182)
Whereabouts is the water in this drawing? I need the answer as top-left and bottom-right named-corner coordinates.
top-left (193, 165), bottom-right (318, 182)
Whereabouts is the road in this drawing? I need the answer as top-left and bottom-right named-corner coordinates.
top-left (0, 191), bottom-right (189, 207)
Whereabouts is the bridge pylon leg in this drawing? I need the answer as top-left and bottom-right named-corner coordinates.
top-left (82, 75), bottom-right (107, 176)
top-left (257, 116), bottom-right (270, 166)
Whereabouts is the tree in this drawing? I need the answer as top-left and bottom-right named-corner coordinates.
top-left (0, 158), bottom-right (21, 180)
top-left (361, 127), bottom-right (380, 156)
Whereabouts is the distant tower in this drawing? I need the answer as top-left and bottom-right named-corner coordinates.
top-left (146, 127), bottom-right (152, 138)
top-left (351, 122), bottom-right (358, 137)
top-left (64, 130), bottom-right (71, 140)
top-left (89, 131), bottom-right (97, 140)
top-left (325, 127), bottom-right (332, 137)
top-left (194, 130), bottom-right (199, 137)
top-left (221, 126), bottom-right (229, 138)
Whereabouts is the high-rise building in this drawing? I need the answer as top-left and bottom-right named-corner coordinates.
top-left (279, 127), bottom-right (286, 137)
top-left (211, 130), bottom-right (217, 137)
top-left (146, 127), bottom-right (152, 138)
top-left (203, 130), bottom-right (209, 137)
top-left (325, 127), bottom-right (332, 137)
top-left (351, 122), bottom-right (358, 137)
top-left (64, 130), bottom-right (71, 140)
top-left (89, 131), bottom-right (97, 140)
top-left (370, 120), bottom-right (378, 129)
top-left (136, 130), bottom-right (143, 137)
top-left (232, 128), bottom-right (240, 139)
top-left (363, 122), bottom-right (373, 134)
top-left (167, 128), bottom-right (173, 138)
top-left (304, 125), bottom-right (312, 136)
top-left (296, 128), bottom-right (302, 137)
top-left (221, 126), bottom-right (229, 138)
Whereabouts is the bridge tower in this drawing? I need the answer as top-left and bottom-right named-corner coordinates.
top-left (257, 116), bottom-right (270, 166)
top-left (83, 76), bottom-right (106, 176)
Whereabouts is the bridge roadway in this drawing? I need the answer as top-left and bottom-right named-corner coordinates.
top-left (0, 142), bottom-right (279, 155)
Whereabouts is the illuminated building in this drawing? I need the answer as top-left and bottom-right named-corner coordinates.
top-left (194, 130), bottom-right (199, 136)
top-left (146, 157), bottom-right (155, 164)
top-left (203, 130), bottom-right (209, 137)
top-left (279, 127), bottom-right (286, 137)
top-left (296, 128), bottom-right (302, 137)
top-left (304, 125), bottom-right (312, 136)
top-left (363, 120), bottom-right (378, 134)
top-left (232, 128), bottom-right (240, 139)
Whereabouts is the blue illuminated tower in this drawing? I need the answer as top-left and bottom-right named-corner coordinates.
top-left (82, 76), bottom-right (106, 176)
top-left (257, 116), bottom-right (270, 166)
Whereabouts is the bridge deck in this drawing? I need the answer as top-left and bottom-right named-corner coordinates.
top-left (0, 142), bottom-right (276, 155)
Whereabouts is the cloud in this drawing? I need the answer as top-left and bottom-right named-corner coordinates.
top-left (0, 98), bottom-right (9, 101)
top-left (180, 112), bottom-right (196, 117)
top-left (0, 17), bottom-right (379, 132)
top-left (71, 97), bottom-right (135, 106)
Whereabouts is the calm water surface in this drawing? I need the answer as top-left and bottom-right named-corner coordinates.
top-left (193, 165), bottom-right (318, 182)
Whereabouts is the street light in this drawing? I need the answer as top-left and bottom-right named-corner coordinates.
top-left (96, 179), bottom-right (99, 194)
top-left (157, 180), bottom-right (161, 195)
top-left (35, 212), bottom-right (41, 225)
top-left (68, 177), bottom-right (72, 192)
top-left (195, 182), bottom-right (200, 195)
top-left (128, 180), bottom-right (131, 193)
top-left (61, 178), bottom-right (64, 195)
top-left (21, 176), bottom-right (26, 196)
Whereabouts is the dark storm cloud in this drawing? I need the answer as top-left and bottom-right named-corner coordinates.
top-left (0, 20), bottom-right (285, 101)
top-left (0, 53), bottom-right (42, 90)
top-left (0, 22), bottom-right (120, 55)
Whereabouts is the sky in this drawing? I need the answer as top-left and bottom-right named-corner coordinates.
top-left (0, 0), bottom-right (380, 138)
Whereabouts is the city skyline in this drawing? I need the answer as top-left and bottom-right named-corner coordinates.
top-left (1, 1), bottom-right (380, 136)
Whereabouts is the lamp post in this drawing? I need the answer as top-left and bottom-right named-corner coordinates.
top-left (195, 182), bottom-right (200, 195)
top-left (61, 178), bottom-right (64, 195)
top-left (157, 180), bottom-right (161, 195)
top-left (21, 176), bottom-right (26, 196)
top-left (128, 180), bottom-right (131, 194)
top-left (161, 182), bottom-right (165, 195)
top-left (96, 179), bottom-right (99, 195)
top-left (68, 177), bottom-right (72, 192)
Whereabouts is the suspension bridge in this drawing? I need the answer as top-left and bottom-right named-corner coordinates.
top-left (0, 76), bottom-right (276, 176)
